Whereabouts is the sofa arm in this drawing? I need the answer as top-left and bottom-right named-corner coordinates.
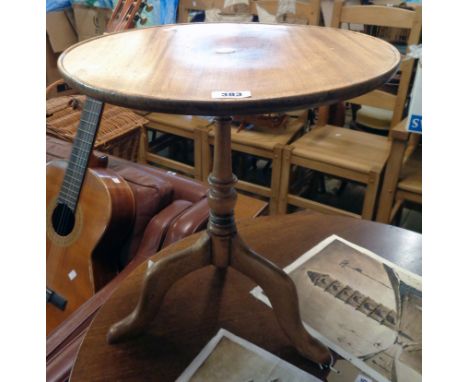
top-left (47, 331), bottom-right (85, 382)
top-left (46, 200), bottom-right (210, 382)
top-left (46, 256), bottom-right (139, 382)
top-left (162, 198), bottom-right (209, 248)
top-left (47, 199), bottom-right (209, 358)
top-left (135, 200), bottom-right (193, 257)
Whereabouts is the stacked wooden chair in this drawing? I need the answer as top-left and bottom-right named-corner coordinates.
top-left (142, 113), bottom-right (213, 180)
top-left (277, 0), bottom-right (421, 219)
top-left (376, 118), bottom-right (421, 223)
top-left (339, 2), bottom-right (420, 134)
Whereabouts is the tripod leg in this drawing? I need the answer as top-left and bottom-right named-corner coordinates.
top-left (231, 236), bottom-right (332, 365)
top-left (107, 233), bottom-right (211, 344)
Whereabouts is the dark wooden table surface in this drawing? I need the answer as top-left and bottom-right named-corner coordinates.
top-left (71, 211), bottom-right (421, 381)
top-left (58, 23), bottom-right (399, 115)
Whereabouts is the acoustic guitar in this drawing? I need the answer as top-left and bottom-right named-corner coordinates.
top-left (46, 0), bottom-right (152, 334)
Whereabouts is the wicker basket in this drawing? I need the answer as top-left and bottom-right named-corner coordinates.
top-left (46, 94), bottom-right (147, 162)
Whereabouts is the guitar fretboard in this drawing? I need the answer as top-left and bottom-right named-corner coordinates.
top-left (57, 98), bottom-right (104, 211)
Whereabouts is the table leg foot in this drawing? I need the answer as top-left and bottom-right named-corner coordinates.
top-left (231, 236), bottom-right (332, 366)
top-left (107, 233), bottom-right (211, 344)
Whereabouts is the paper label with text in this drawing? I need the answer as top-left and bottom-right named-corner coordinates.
top-left (211, 91), bottom-right (251, 99)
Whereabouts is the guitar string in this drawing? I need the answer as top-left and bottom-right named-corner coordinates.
top-left (55, 99), bottom-right (101, 237)
top-left (49, 98), bottom-right (102, 294)
top-left (55, 102), bottom-right (84, 234)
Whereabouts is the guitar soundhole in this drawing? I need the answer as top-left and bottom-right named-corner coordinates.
top-left (52, 203), bottom-right (75, 236)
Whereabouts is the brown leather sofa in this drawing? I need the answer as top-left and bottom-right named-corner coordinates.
top-left (46, 135), bottom-right (210, 381)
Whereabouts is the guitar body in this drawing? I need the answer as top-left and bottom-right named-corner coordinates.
top-left (46, 160), bottom-right (135, 334)
top-left (45, 0), bottom-right (148, 335)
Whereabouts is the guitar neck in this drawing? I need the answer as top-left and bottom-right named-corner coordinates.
top-left (57, 98), bottom-right (104, 211)
top-left (56, 0), bottom-right (147, 211)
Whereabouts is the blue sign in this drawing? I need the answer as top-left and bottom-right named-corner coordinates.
top-left (408, 114), bottom-right (422, 133)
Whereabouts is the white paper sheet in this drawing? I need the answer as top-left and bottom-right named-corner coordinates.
top-left (251, 235), bottom-right (421, 382)
top-left (176, 328), bottom-right (321, 381)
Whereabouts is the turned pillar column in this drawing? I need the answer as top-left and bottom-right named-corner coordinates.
top-left (207, 117), bottom-right (238, 268)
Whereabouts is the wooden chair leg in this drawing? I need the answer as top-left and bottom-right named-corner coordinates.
top-left (269, 145), bottom-right (283, 215)
top-left (376, 140), bottom-right (406, 223)
top-left (231, 236), bottom-right (332, 365)
top-left (390, 198), bottom-right (405, 225)
top-left (138, 126), bottom-right (149, 164)
top-left (201, 129), bottom-right (212, 183)
top-left (278, 146), bottom-right (293, 214)
top-left (316, 106), bottom-right (329, 127)
top-left (107, 233), bottom-right (211, 344)
top-left (361, 170), bottom-right (380, 220)
top-left (194, 128), bottom-right (203, 181)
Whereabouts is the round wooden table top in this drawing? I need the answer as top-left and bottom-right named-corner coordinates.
top-left (71, 211), bottom-right (421, 381)
top-left (59, 23), bottom-right (400, 115)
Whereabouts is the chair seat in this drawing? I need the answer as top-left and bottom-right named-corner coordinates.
top-left (210, 117), bottom-right (305, 151)
top-left (398, 146), bottom-right (422, 194)
top-left (292, 125), bottom-right (390, 174)
top-left (145, 113), bottom-right (212, 132)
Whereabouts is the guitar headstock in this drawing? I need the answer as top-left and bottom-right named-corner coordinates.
top-left (106, 0), bottom-right (154, 33)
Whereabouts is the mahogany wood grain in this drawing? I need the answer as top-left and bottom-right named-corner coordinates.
top-left (235, 193), bottom-right (268, 220)
top-left (58, 23), bottom-right (400, 116)
top-left (71, 211), bottom-right (421, 381)
top-left (46, 160), bottom-right (135, 334)
top-left (57, 22), bottom-right (404, 376)
top-left (106, 118), bottom-right (332, 366)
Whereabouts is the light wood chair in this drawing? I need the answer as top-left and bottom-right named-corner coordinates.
top-left (326, 1), bottom-right (422, 133)
top-left (142, 113), bottom-right (213, 180)
top-left (278, 1), bottom-right (422, 219)
top-left (204, 115), bottom-right (308, 214)
top-left (376, 118), bottom-right (421, 224)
